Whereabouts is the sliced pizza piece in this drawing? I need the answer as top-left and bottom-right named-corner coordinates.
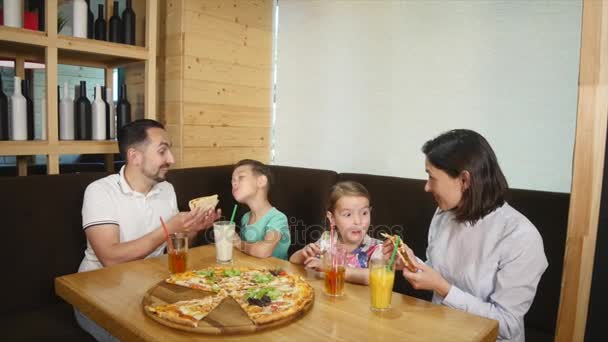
top-left (165, 269), bottom-right (221, 293)
top-left (380, 232), bottom-right (418, 272)
top-left (145, 290), bottom-right (228, 328)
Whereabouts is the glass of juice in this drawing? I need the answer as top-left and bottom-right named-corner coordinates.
top-left (168, 232), bottom-right (188, 274)
top-left (369, 258), bottom-right (395, 311)
top-left (323, 245), bottom-right (347, 296)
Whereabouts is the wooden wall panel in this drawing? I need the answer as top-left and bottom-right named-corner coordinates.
top-left (184, 0), bottom-right (273, 31)
top-left (182, 125), bottom-right (269, 148)
top-left (183, 55), bottom-right (271, 88)
top-left (182, 103), bottom-right (270, 127)
top-left (159, 0), bottom-right (273, 169)
top-left (184, 33), bottom-right (270, 68)
top-left (182, 146), bottom-right (269, 167)
top-left (182, 79), bottom-right (270, 108)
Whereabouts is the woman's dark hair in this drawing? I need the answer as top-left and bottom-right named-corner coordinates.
top-left (117, 119), bottom-right (165, 162)
top-left (234, 159), bottom-right (274, 192)
top-left (422, 129), bottom-right (508, 224)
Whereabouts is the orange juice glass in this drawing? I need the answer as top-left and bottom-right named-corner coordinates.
top-left (369, 259), bottom-right (395, 311)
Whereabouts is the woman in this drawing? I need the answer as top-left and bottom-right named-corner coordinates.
top-left (386, 129), bottom-right (547, 342)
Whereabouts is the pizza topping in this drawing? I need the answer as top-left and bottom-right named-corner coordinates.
top-left (247, 295), bottom-right (272, 307)
top-left (270, 267), bottom-right (287, 276)
top-left (253, 273), bottom-right (274, 284)
top-left (222, 268), bottom-right (241, 277)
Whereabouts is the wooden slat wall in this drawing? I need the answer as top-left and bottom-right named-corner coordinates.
top-left (159, 0), bottom-right (273, 169)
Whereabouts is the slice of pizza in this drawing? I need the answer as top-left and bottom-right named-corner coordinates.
top-left (188, 194), bottom-right (219, 211)
top-left (165, 269), bottom-right (221, 293)
top-left (145, 291), bottom-right (228, 327)
top-left (380, 232), bottom-right (418, 272)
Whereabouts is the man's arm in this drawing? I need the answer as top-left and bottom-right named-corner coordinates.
top-left (86, 208), bottom-right (220, 267)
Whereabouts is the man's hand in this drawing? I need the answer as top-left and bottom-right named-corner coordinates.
top-left (167, 208), bottom-right (222, 234)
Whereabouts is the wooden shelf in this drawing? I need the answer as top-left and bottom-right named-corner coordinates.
top-left (0, 0), bottom-right (157, 175)
top-left (0, 140), bottom-right (118, 155)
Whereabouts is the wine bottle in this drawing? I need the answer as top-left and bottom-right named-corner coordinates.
top-left (73, 0), bottom-right (88, 38)
top-left (106, 87), bottom-right (117, 139)
top-left (109, 1), bottom-right (122, 43)
top-left (92, 85), bottom-right (106, 140)
top-left (3, 0), bottom-right (23, 28)
top-left (59, 82), bottom-right (75, 140)
top-left (116, 84), bottom-right (131, 130)
top-left (10, 76), bottom-right (27, 141)
top-left (0, 77), bottom-right (9, 140)
top-left (100, 85), bottom-right (111, 139)
top-left (86, 0), bottom-right (94, 39)
top-left (94, 4), bottom-right (107, 41)
top-left (22, 79), bottom-right (34, 140)
top-left (122, 0), bottom-right (136, 45)
top-left (75, 81), bottom-right (92, 140)
top-left (0, 76), bottom-right (9, 140)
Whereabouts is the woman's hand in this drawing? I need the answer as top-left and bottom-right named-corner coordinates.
top-left (303, 257), bottom-right (322, 272)
top-left (382, 239), bottom-right (405, 269)
top-left (402, 255), bottom-right (451, 297)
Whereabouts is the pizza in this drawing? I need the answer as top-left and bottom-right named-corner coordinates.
top-left (188, 194), bottom-right (219, 211)
top-left (380, 233), bottom-right (418, 272)
top-left (145, 266), bottom-right (314, 328)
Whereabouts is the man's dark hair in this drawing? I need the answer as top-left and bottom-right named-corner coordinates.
top-left (234, 159), bottom-right (274, 191)
top-left (422, 129), bottom-right (508, 224)
top-left (117, 119), bottom-right (165, 162)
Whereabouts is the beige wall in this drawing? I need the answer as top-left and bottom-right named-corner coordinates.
top-left (159, 0), bottom-right (273, 169)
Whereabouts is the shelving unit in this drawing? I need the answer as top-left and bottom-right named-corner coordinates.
top-left (0, 0), bottom-right (157, 175)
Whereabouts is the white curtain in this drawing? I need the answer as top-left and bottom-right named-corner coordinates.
top-left (274, 0), bottom-right (581, 193)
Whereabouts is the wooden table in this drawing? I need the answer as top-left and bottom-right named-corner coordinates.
top-left (56, 246), bottom-right (498, 341)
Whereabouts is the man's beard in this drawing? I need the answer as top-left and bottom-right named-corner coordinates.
top-left (144, 164), bottom-right (170, 183)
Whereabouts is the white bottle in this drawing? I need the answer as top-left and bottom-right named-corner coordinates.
top-left (39, 98), bottom-right (46, 140)
top-left (60, 82), bottom-right (75, 140)
top-left (92, 85), bottom-right (106, 140)
top-left (10, 76), bottom-right (27, 141)
top-left (106, 87), bottom-right (116, 139)
top-left (73, 0), bottom-right (88, 38)
top-left (3, 0), bottom-right (23, 28)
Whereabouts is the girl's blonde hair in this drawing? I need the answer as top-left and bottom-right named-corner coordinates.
top-left (327, 181), bottom-right (371, 213)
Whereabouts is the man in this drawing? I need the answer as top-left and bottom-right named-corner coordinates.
top-left (75, 119), bottom-right (220, 340)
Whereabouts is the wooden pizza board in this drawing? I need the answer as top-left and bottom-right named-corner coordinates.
top-left (142, 281), bottom-right (314, 334)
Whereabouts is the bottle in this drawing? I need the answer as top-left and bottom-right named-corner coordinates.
top-left (74, 81), bottom-right (92, 140)
top-left (10, 77), bottom-right (27, 141)
top-left (59, 82), bottom-right (75, 140)
top-left (86, 0), bottom-right (94, 39)
top-left (39, 98), bottom-right (46, 140)
top-left (94, 4), bottom-right (106, 41)
top-left (37, 0), bottom-right (45, 32)
top-left (22, 79), bottom-right (34, 140)
top-left (92, 85), bottom-right (106, 140)
top-left (100, 86), bottom-right (111, 139)
top-left (122, 0), bottom-right (136, 45)
top-left (3, 0), bottom-right (23, 28)
top-left (72, 0), bottom-right (87, 38)
top-left (116, 84), bottom-right (131, 130)
top-left (106, 87), bottom-right (117, 139)
top-left (109, 1), bottom-right (122, 43)
top-left (0, 76), bottom-right (8, 140)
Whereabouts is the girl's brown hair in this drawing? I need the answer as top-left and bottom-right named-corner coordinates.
top-left (327, 181), bottom-right (371, 213)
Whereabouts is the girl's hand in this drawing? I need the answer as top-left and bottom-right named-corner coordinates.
top-left (303, 257), bottom-right (322, 272)
top-left (301, 243), bottom-right (321, 259)
top-left (402, 257), bottom-right (451, 297)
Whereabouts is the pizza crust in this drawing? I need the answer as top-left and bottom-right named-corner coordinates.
top-left (188, 194), bottom-right (219, 211)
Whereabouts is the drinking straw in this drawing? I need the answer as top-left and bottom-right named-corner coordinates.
top-left (160, 217), bottom-right (175, 253)
top-left (330, 225), bottom-right (336, 269)
top-left (387, 236), bottom-right (400, 271)
top-left (229, 204), bottom-right (238, 224)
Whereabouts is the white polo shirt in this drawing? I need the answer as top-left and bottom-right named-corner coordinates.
top-left (78, 166), bottom-right (179, 272)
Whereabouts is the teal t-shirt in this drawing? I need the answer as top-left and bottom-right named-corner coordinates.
top-left (240, 207), bottom-right (290, 260)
